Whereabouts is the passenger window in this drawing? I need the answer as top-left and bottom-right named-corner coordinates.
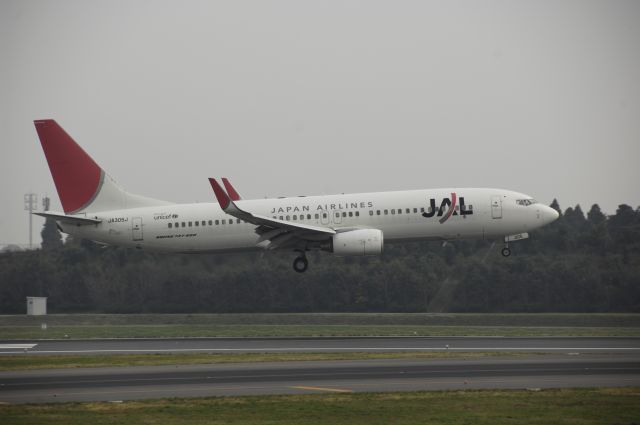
top-left (182, 222), bottom-right (186, 227)
top-left (355, 211), bottom-right (360, 217)
top-left (413, 208), bottom-right (417, 213)
top-left (168, 223), bottom-right (172, 228)
top-left (307, 214), bottom-right (311, 220)
top-left (215, 220), bottom-right (219, 225)
top-left (293, 215), bottom-right (297, 220)
top-left (335, 212), bottom-right (340, 218)
top-left (377, 210), bottom-right (381, 215)
top-left (391, 209), bottom-right (395, 215)
top-left (286, 215), bottom-right (290, 220)
top-left (384, 210), bottom-right (388, 215)
top-left (406, 208), bottom-right (410, 214)
top-left (369, 210), bottom-right (374, 216)
top-left (397, 209), bottom-right (402, 215)
top-left (228, 219), bottom-right (232, 224)
top-left (208, 220), bottom-right (212, 225)
top-left (195, 221), bottom-right (199, 226)
top-left (175, 222), bottom-right (179, 228)
top-left (279, 216), bottom-right (283, 220)
top-left (188, 222), bottom-right (192, 227)
top-left (342, 212), bottom-right (347, 217)
top-left (420, 208), bottom-right (424, 213)
top-left (348, 212), bottom-right (353, 217)
top-left (315, 214), bottom-right (319, 219)
top-left (323, 213), bottom-right (327, 218)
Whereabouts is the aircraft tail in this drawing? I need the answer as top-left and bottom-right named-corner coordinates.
top-left (34, 119), bottom-right (172, 214)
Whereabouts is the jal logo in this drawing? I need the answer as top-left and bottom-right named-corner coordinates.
top-left (422, 192), bottom-right (472, 224)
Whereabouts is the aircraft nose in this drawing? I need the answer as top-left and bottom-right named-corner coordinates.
top-left (540, 205), bottom-right (560, 224)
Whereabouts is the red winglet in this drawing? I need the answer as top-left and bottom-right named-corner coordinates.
top-left (209, 178), bottom-right (230, 209)
top-left (221, 177), bottom-right (241, 201)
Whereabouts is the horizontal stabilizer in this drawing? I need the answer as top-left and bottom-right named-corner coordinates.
top-left (34, 211), bottom-right (102, 225)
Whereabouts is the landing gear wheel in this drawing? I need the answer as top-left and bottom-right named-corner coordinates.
top-left (293, 256), bottom-right (309, 273)
top-left (501, 247), bottom-right (511, 257)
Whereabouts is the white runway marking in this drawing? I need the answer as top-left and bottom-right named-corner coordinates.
top-left (1, 346), bottom-right (639, 354)
top-left (0, 344), bottom-right (37, 350)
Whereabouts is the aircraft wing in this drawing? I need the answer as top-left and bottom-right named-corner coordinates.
top-left (34, 211), bottom-right (102, 225)
top-left (209, 178), bottom-right (335, 250)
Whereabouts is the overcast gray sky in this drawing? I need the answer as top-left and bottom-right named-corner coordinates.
top-left (2, 0), bottom-right (639, 246)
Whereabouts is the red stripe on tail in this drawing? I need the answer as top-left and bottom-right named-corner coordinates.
top-left (34, 120), bottom-right (102, 214)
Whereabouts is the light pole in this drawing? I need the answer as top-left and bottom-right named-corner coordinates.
top-left (24, 193), bottom-right (38, 249)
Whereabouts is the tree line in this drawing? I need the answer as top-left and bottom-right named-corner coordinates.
top-left (0, 200), bottom-right (638, 313)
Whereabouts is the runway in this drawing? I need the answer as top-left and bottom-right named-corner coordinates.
top-left (1, 337), bottom-right (638, 403)
top-left (1, 354), bottom-right (639, 403)
top-left (1, 336), bottom-right (639, 355)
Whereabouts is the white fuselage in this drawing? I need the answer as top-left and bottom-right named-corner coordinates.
top-left (62, 188), bottom-right (555, 253)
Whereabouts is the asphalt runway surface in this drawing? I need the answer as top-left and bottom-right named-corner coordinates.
top-left (1, 337), bottom-right (639, 403)
top-left (1, 354), bottom-right (639, 403)
top-left (1, 336), bottom-right (640, 355)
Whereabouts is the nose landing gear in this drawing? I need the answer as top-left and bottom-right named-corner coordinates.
top-left (292, 250), bottom-right (309, 273)
top-left (501, 233), bottom-right (528, 257)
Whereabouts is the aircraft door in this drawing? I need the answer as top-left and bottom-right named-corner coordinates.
top-left (132, 217), bottom-right (144, 241)
top-left (491, 196), bottom-right (502, 219)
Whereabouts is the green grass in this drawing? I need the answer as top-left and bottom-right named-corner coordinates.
top-left (0, 351), bottom-right (535, 371)
top-left (1, 324), bottom-right (639, 339)
top-left (2, 314), bottom-right (638, 339)
top-left (2, 313), bottom-right (639, 326)
top-left (1, 388), bottom-right (639, 424)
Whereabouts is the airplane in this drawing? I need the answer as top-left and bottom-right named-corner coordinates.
top-left (33, 119), bottom-right (559, 273)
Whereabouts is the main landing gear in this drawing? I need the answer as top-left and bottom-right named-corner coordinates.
top-left (501, 237), bottom-right (511, 257)
top-left (293, 250), bottom-right (309, 273)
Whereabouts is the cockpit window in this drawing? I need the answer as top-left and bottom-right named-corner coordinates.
top-left (516, 199), bottom-right (536, 206)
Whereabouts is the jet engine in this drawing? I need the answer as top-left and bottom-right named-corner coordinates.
top-left (329, 229), bottom-right (384, 256)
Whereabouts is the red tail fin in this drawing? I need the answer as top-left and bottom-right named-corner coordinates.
top-left (34, 120), bottom-right (103, 214)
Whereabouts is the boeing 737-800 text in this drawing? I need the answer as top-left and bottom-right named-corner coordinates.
top-left (33, 119), bottom-right (559, 272)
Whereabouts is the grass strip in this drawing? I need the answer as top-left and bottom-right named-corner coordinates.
top-left (1, 387), bottom-right (639, 424)
top-left (1, 324), bottom-right (639, 340)
top-left (0, 351), bottom-right (535, 371)
top-left (2, 313), bottom-right (640, 326)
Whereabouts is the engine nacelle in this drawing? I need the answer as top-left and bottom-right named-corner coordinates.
top-left (330, 229), bottom-right (384, 256)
